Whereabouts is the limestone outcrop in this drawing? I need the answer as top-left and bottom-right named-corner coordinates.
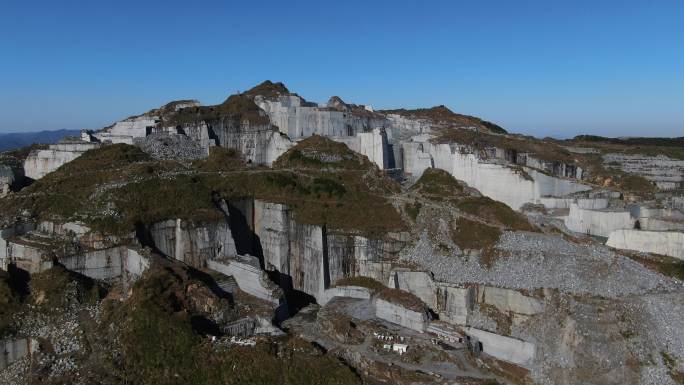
top-left (374, 297), bottom-right (429, 332)
top-left (207, 256), bottom-right (283, 304)
top-left (607, 229), bottom-right (684, 260)
top-left (464, 327), bottom-right (536, 367)
top-left (148, 218), bottom-right (237, 267)
top-left (564, 203), bottom-right (635, 237)
top-left (23, 140), bottom-right (100, 180)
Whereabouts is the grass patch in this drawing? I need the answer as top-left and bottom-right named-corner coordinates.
top-left (377, 287), bottom-right (425, 312)
top-left (628, 253), bottom-right (684, 281)
top-left (111, 264), bottom-right (361, 385)
top-left (274, 135), bottom-right (371, 170)
top-left (411, 168), bottom-right (464, 200)
top-left (450, 217), bottom-right (502, 251)
top-left (166, 93), bottom-right (270, 126)
top-left (404, 201), bottom-right (422, 221)
top-left (456, 197), bottom-right (535, 231)
top-left (381, 105), bottom-right (507, 133)
top-left (193, 147), bottom-right (245, 172)
top-left (333, 276), bottom-right (385, 294)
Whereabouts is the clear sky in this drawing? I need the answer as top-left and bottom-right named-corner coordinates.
top-left (1, 0), bottom-right (682, 138)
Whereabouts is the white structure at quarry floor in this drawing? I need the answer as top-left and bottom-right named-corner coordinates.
top-left (564, 203), bottom-right (635, 238)
top-left (607, 230), bottom-right (684, 261)
top-left (464, 327), bottom-right (536, 368)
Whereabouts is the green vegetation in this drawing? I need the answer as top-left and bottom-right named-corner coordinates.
top-left (411, 168), bottom-right (464, 200)
top-left (629, 253), bottom-right (684, 281)
top-left (274, 135), bottom-right (372, 170)
top-left (167, 93), bottom-right (271, 126)
top-left (571, 135), bottom-right (684, 160)
top-left (193, 147), bottom-right (245, 172)
top-left (455, 197), bottom-right (536, 231)
top-left (404, 201), bottom-right (422, 221)
top-left (29, 265), bottom-right (103, 312)
top-left (243, 80), bottom-right (291, 98)
top-left (333, 276), bottom-right (385, 293)
top-left (112, 265), bottom-right (361, 385)
top-left (661, 351), bottom-right (684, 384)
top-left (0, 271), bottom-right (19, 335)
top-left (0, 137), bottom-right (405, 237)
top-left (450, 217), bottom-right (502, 251)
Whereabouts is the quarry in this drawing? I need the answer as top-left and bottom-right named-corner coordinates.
top-left (1, 80), bottom-right (683, 385)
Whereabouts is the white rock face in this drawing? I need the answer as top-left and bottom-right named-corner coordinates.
top-left (0, 165), bottom-right (15, 197)
top-left (149, 218), bottom-right (237, 267)
top-left (59, 246), bottom-right (149, 282)
top-left (478, 286), bottom-right (543, 315)
top-left (95, 116), bottom-right (157, 144)
top-left (607, 230), bottom-right (684, 260)
top-left (388, 270), bottom-right (437, 308)
top-left (386, 269), bottom-right (474, 325)
top-left (319, 285), bottom-right (372, 306)
top-left (374, 297), bottom-right (428, 332)
top-left (254, 95), bottom-right (386, 139)
top-left (0, 338), bottom-right (39, 370)
top-left (435, 283), bottom-right (474, 325)
top-left (538, 197), bottom-right (609, 210)
top-left (250, 199), bottom-right (407, 302)
top-left (405, 140), bottom-right (591, 210)
top-left (603, 153), bottom-right (684, 190)
top-left (23, 141), bottom-right (101, 180)
top-left (0, 223), bottom-right (34, 270)
top-left (465, 327), bottom-right (536, 367)
top-left (2, 239), bottom-right (52, 274)
top-left (207, 257), bottom-right (282, 304)
top-left (564, 204), bottom-right (635, 237)
top-left (330, 128), bottom-right (390, 169)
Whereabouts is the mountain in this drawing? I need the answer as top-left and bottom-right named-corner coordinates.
top-left (0, 129), bottom-right (80, 152)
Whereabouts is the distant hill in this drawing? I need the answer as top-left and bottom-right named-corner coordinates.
top-left (0, 129), bottom-right (80, 152)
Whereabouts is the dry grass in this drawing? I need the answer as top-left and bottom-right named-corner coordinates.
top-left (333, 276), bottom-right (385, 293)
top-left (382, 105), bottom-right (507, 134)
top-left (450, 217), bottom-right (502, 251)
top-left (456, 197), bottom-right (536, 231)
top-left (377, 287), bottom-right (425, 312)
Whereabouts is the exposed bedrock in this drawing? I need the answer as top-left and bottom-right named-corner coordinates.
top-left (0, 164), bottom-right (26, 197)
top-left (233, 199), bottom-right (408, 302)
top-left (466, 327), bottom-right (536, 368)
top-left (403, 141), bottom-right (591, 210)
top-left (59, 246), bottom-right (150, 283)
top-left (607, 229), bottom-right (684, 260)
top-left (254, 95), bottom-right (387, 139)
top-left (23, 141), bottom-right (101, 180)
top-left (148, 218), bottom-right (237, 267)
top-left (318, 285), bottom-right (372, 306)
top-left (564, 203), bottom-right (635, 237)
top-left (206, 256), bottom-right (282, 304)
top-left (0, 338), bottom-right (39, 370)
top-left (175, 120), bottom-right (293, 165)
top-left (603, 153), bottom-right (684, 190)
top-left (374, 297), bottom-right (429, 332)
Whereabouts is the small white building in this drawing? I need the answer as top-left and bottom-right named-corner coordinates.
top-left (392, 343), bottom-right (408, 355)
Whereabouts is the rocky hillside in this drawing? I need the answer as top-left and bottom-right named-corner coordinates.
top-left (1, 81), bottom-right (683, 385)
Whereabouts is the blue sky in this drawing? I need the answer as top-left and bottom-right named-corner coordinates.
top-left (1, 0), bottom-right (682, 138)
